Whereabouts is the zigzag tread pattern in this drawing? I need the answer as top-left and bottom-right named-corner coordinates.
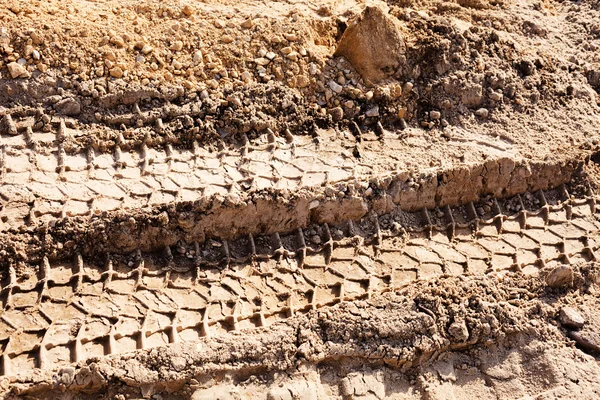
top-left (0, 186), bottom-right (597, 376)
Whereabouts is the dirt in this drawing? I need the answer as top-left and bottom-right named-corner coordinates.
top-left (1, 0), bottom-right (600, 398)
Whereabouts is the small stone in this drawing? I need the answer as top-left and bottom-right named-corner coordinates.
top-left (328, 80), bottom-right (343, 94)
top-left (7, 62), bottom-right (27, 78)
top-left (559, 307), bottom-right (585, 329)
top-left (546, 266), bottom-right (573, 288)
top-left (221, 35), bottom-right (234, 44)
top-left (193, 51), bottom-right (203, 64)
top-left (430, 110), bottom-right (441, 120)
top-left (403, 82), bottom-right (414, 93)
top-left (172, 60), bottom-right (183, 70)
top-left (475, 108), bottom-right (489, 118)
top-left (170, 40), bottom-right (184, 51)
top-left (181, 5), bottom-right (194, 16)
top-left (55, 98), bottom-right (81, 116)
top-left (32, 50), bottom-right (41, 60)
top-left (207, 79), bottom-right (219, 89)
top-left (214, 20), bottom-right (226, 28)
top-left (227, 96), bottom-right (242, 108)
top-left (241, 71), bottom-right (252, 83)
top-left (296, 75), bottom-right (310, 88)
top-left (265, 51), bottom-right (276, 60)
top-left (309, 63), bottom-right (318, 75)
top-left (110, 36), bottom-right (125, 48)
top-left (109, 66), bottom-right (124, 78)
top-left (365, 106), bottom-right (379, 117)
top-left (141, 44), bottom-right (154, 55)
top-left (328, 107), bottom-right (343, 121)
top-left (241, 18), bottom-right (253, 29)
top-left (254, 57), bottom-right (270, 66)
top-left (489, 91), bottom-right (503, 101)
top-left (284, 33), bottom-right (297, 41)
top-left (280, 46), bottom-right (293, 55)
top-left (24, 45), bottom-right (34, 58)
top-left (311, 235), bottom-right (322, 245)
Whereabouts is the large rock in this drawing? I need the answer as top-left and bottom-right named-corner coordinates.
top-left (334, 6), bottom-right (406, 85)
top-left (7, 61), bottom-right (27, 78)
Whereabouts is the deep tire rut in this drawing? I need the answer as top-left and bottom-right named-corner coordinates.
top-left (0, 186), bottom-right (598, 376)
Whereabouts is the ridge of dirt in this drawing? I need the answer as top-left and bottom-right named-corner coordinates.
top-left (0, 154), bottom-right (584, 269)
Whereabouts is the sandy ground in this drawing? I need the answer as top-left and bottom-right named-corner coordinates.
top-left (0, 0), bottom-right (599, 398)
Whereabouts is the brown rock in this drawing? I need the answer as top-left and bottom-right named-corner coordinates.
top-left (546, 266), bottom-right (573, 288)
top-left (181, 5), bottom-right (194, 16)
top-left (328, 106), bottom-right (343, 122)
top-left (569, 331), bottom-right (600, 353)
top-left (559, 307), bottom-right (585, 329)
top-left (334, 6), bottom-right (406, 85)
top-left (7, 62), bottom-right (27, 78)
top-left (109, 66), bottom-right (124, 78)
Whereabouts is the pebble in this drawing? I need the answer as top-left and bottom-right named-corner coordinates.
top-left (254, 57), bottom-right (270, 66)
top-left (266, 51), bottom-right (276, 60)
top-left (241, 18), bottom-right (253, 29)
top-left (489, 91), bottom-right (503, 101)
top-left (430, 110), bottom-right (441, 120)
top-left (170, 40), bottom-right (184, 51)
top-left (241, 71), bottom-right (252, 83)
top-left (181, 5), bottom-right (194, 16)
top-left (311, 235), bottom-right (321, 245)
top-left (109, 66), bottom-right (124, 78)
top-left (365, 106), bottom-right (379, 117)
top-left (475, 108), bottom-right (489, 118)
top-left (558, 307), bottom-right (585, 329)
top-left (214, 20), bottom-right (226, 28)
top-left (546, 266), bottom-right (573, 288)
top-left (329, 106), bottom-right (343, 121)
top-left (24, 45), bottom-right (34, 58)
top-left (110, 36), bottom-right (125, 48)
top-left (280, 46), bottom-right (293, 55)
top-left (7, 62), bottom-right (27, 78)
top-left (284, 33), bottom-right (297, 41)
top-left (296, 75), bottom-right (310, 88)
top-left (193, 51), bottom-right (203, 65)
top-left (308, 63), bottom-right (318, 75)
top-left (328, 80), bottom-right (343, 94)
top-left (286, 51), bottom-right (299, 60)
top-left (221, 35), bottom-right (234, 44)
top-left (141, 44), bottom-right (154, 55)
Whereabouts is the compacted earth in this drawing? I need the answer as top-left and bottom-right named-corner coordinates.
top-left (0, 0), bottom-right (600, 398)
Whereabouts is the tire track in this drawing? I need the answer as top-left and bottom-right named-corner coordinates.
top-left (0, 186), bottom-right (597, 375)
